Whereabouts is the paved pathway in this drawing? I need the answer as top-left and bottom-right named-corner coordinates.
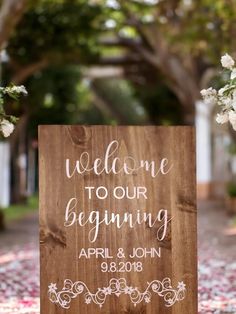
top-left (0, 201), bottom-right (236, 313)
top-left (0, 214), bottom-right (39, 314)
top-left (198, 200), bottom-right (236, 313)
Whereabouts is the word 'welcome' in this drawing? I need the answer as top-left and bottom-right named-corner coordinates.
top-left (66, 140), bottom-right (173, 178)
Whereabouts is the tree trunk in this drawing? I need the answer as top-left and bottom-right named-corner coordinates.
top-left (123, 21), bottom-right (200, 125)
top-left (0, 210), bottom-right (5, 231)
top-left (10, 113), bottom-right (28, 203)
top-left (0, 0), bottom-right (27, 49)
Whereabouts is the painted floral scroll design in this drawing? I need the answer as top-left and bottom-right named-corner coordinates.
top-left (48, 277), bottom-right (186, 308)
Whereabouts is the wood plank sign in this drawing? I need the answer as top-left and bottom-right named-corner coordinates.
top-left (39, 125), bottom-right (197, 314)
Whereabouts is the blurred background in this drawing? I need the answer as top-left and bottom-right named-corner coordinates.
top-left (0, 0), bottom-right (236, 313)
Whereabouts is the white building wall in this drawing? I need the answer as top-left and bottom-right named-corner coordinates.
top-left (0, 142), bottom-right (10, 208)
top-left (196, 100), bottom-right (212, 184)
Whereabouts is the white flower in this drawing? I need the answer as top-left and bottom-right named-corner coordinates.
top-left (124, 286), bottom-right (134, 295)
top-left (85, 297), bottom-right (91, 304)
top-left (221, 96), bottom-right (232, 108)
top-left (4, 85), bottom-right (28, 96)
top-left (0, 119), bottom-right (14, 137)
top-left (144, 296), bottom-right (151, 303)
top-left (229, 110), bottom-right (236, 130)
top-left (216, 112), bottom-right (229, 124)
top-left (200, 87), bottom-right (217, 105)
top-left (221, 53), bottom-right (235, 69)
top-left (231, 68), bottom-right (236, 80)
top-left (77, 284), bottom-right (84, 292)
top-left (232, 103), bottom-right (236, 111)
top-left (102, 287), bottom-right (112, 295)
top-left (201, 87), bottom-right (217, 98)
top-left (218, 86), bottom-right (228, 96)
top-left (177, 281), bottom-right (186, 290)
top-left (231, 91), bottom-right (236, 110)
top-left (48, 283), bottom-right (57, 293)
top-left (11, 85), bottom-right (28, 95)
top-left (61, 300), bottom-right (67, 307)
top-left (201, 54), bottom-right (236, 132)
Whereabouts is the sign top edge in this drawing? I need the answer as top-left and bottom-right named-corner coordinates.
top-left (38, 125), bottom-right (195, 129)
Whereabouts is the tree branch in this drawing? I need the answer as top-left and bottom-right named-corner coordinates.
top-left (99, 37), bottom-right (141, 47)
top-left (84, 66), bottom-right (124, 79)
top-left (90, 81), bottom-right (127, 123)
top-left (98, 55), bottom-right (142, 65)
top-left (0, 0), bottom-right (28, 49)
top-left (11, 59), bottom-right (48, 84)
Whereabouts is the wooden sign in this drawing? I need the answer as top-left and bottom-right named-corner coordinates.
top-left (39, 125), bottom-right (197, 314)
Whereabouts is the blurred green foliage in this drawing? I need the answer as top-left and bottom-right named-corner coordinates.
top-left (134, 82), bottom-right (183, 125)
top-left (227, 182), bottom-right (236, 197)
top-left (91, 79), bottom-right (149, 124)
top-left (4, 0), bottom-right (236, 129)
top-left (4, 194), bottom-right (38, 222)
top-left (27, 65), bottom-right (110, 136)
top-left (8, 0), bottom-right (104, 64)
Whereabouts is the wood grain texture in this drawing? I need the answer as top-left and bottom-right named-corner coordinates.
top-left (39, 126), bottom-right (197, 314)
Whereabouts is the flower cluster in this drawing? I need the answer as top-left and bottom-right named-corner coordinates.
top-left (201, 54), bottom-right (236, 130)
top-left (0, 119), bottom-right (15, 137)
top-left (0, 84), bottom-right (27, 138)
